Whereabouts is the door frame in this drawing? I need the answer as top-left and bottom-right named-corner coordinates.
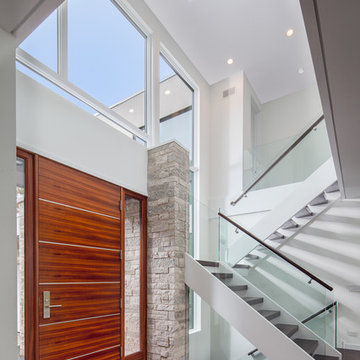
top-left (121, 188), bottom-right (147, 360)
top-left (16, 148), bottom-right (36, 360)
top-left (17, 148), bottom-right (148, 360)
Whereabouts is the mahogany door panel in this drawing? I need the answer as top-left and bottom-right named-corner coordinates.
top-left (39, 242), bottom-right (121, 283)
top-left (39, 315), bottom-right (121, 360)
top-left (74, 346), bottom-right (121, 360)
top-left (32, 155), bottom-right (149, 360)
top-left (39, 283), bottom-right (121, 324)
top-left (39, 200), bottom-right (121, 250)
top-left (38, 156), bottom-right (121, 218)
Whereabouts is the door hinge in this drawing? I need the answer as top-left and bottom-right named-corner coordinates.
top-left (120, 298), bottom-right (123, 308)
top-left (120, 346), bottom-right (122, 357)
top-left (120, 200), bottom-right (123, 211)
top-left (120, 249), bottom-right (122, 260)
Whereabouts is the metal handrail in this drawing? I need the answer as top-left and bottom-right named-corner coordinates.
top-left (302, 301), bottom-right (337, 324)
top-left (218, 212), bottom-right (333, 291)
top-left (231, 114), bottom-right (325, 206)
top-left (248, 302), bottom-right (337, 356)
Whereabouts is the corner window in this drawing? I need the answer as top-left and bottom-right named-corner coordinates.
top-left (159, 53), bottom-right (198, 331)
top-left (159, 54), bottom-right (194, 164)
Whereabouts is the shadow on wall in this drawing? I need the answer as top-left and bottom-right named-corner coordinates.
top-left (278, 199), bottom-right (360, 350)
top-left (245, 254), bottom-right (327, 320)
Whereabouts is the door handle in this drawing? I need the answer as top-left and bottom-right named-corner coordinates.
top-left (43, 291), bottom-right (62, 319)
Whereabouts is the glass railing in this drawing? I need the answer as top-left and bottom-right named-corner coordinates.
top-left (246, 302), bottom-right (338, 357)
top-left (233, 115), bottom-right (331, 205)
top-left (303, 302), bottom-right (338, 348)
top-left (218, 212), bottom-right (336, 347)
top-left (243, 133), bottom-right (300, 190)
top-left (189, 289), bottom-right (266, 360)
top-left (243, 112), bottom-right (324, 191)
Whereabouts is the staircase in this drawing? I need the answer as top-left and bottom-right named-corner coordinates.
top-left (266, 181), bottom-right (339, 244)
top-left (185, 115), bottom-right (341, 360)
top-left (233, 180), bottom-right (340, 272)
top-left (186, 255), bottom-right (341, 360)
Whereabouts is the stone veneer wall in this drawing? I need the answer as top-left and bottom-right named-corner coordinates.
top-left (16, 188), bottom-right (25, 359)
top-left (147, 141), bottom-right (190, 360)
top-left (124, 197), bottom-right (141, 355)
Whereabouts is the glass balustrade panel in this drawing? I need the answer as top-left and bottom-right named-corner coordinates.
top-left (218, 214), bottom-right (334, 344)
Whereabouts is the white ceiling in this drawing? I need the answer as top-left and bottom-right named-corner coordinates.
top-left (0, 0), bottom-right (62, 45)
top-left (0, 0), bottom-right (39, 33)
top-left (144, 0), bottom-right (317, 103)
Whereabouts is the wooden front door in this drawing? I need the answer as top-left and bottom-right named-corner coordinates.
top-left (36, 156), bottom-right (122, 359)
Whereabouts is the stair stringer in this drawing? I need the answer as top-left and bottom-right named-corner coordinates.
top-left (185, 254), bottom-right (315, 360)
top-left (228, 158), bottom-right (337, 266)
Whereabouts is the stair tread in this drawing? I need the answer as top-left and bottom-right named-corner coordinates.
top-left (275, 323), bottom-right (299, 337)
top-left (281, 219), bottom-right (299, 230)
top-left (233, 264), bottom-right (251, 269)
top-left (197, 259), bottom-right (219, 267)
top-left (242, 297), bottom-right (264, 305)
top-left (314, 355), bottom-right (339, 360)
top-left (256, 245), bottom-right (270, 252)
top-left (258, 310), bottom-right (281, 320)
top-left (247, 324), bottom-right (299, 357)
top-left (310, 193), bottom-right (328, 206)
top-left (295, 206), bottom-right (313, 218)
top-left (245, 254), bottom-right (259, 260)
top-left (267, 231), bottom-right (285, 241)
top-left (212, 272), bottom-right (233, 279)
top-left (228, 284), bottom-right (248, 291)
top-left (294, 338), bottom-right (318, 355)
top-left (325, 181), bottom-right (339, 193)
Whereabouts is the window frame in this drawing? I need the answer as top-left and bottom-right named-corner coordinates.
top-left (159, 45), bottom-right (201, 333)
top-left (16, 0), bottom-right (152, 143)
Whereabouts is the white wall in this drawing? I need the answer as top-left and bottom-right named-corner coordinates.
top-left (243, 73), bottom-right (261, 151)
top-left (209, 72), bottom-right (245, 212)
top-left (243, 85), bottom-right (323, 192)
top-left (210, 310), bottom-right (255, 360)
top-left (279, 199), bottom-right (360, 350)
top-left (209, 78), bottom-right (323, 215)
top-left (16, 70), bottom-right (148, 195)
top-left (0, 27), bottom-right (17, 360)
top-left (258, 84), bottom-right (322, 146)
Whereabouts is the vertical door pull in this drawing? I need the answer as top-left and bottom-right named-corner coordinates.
top-left (43, 291), bottom-right (62, 319)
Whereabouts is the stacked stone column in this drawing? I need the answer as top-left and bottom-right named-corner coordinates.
top-left (147, 141), bottom-right (189, 360)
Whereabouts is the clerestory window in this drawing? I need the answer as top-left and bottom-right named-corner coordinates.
top-left (17, 0), bottom-right (149, 142)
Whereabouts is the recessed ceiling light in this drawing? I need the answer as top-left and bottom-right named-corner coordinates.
top-left (164, 89), bottom-right (171, 95)
top-left (227, 58), bottom-right (234, 65)
top-left (286, 28), bottom-right (294, 37)
top-left (129, 108), bottom-right (134, 113)
top-left (298, 67), bottom-right (305, 75)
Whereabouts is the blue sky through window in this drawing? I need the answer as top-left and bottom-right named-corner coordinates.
top-left (20, 10), bottom-right (58, 72)
top-left (160, 55), bottom-right (175, 82)
top-left (68, 0), bottom-right (146, 108)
